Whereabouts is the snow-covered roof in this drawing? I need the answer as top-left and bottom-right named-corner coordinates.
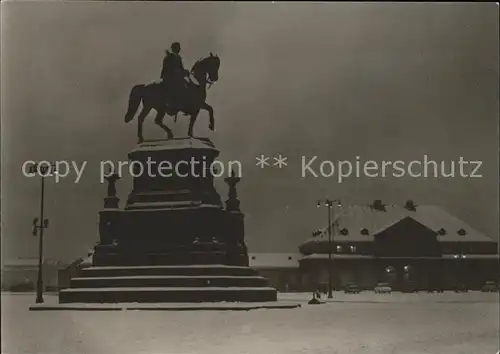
top-left (299, 253), bottom-right (499, 261)
top-left (301, 203), bottom-right (496, 248)
top-left (248, 253), bottom-right (300, 269)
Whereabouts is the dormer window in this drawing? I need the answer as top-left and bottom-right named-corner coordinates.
top-left (404, 200), bottom-right (416, 211)
top-left (372, 199), bottom-right (386, 211)
top-left (437, 228), bottom-right (446, 235)
top-left (457, 228), bottom-right (467, 236)
top-left (360, 228), bottom-right (369, 235)
top-left (339, 228), bottom-right (349, 236)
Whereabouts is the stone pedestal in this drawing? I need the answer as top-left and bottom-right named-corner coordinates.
top-left (60, 137), bottom-right (276, 303)
top-left (126, 137), bottom-right (222, 209)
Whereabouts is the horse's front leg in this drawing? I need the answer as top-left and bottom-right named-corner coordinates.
top-left (154, 109), bottom-right (174, 140)
top-left (201, 102), bottom-right (215, 131)
top-left (188, 109), bottom-right (200, 137)
top-left (137, 107), bottom-right (151, 144)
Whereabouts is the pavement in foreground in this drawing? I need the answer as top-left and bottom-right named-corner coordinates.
top-left (2, 292), bottom-right (499, 354)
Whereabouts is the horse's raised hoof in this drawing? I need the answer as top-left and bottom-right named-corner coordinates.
top-left (125, 114), bottom-right (134, 123)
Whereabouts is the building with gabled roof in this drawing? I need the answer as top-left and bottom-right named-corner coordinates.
top-left (299, 200), bottom-right (498, 291)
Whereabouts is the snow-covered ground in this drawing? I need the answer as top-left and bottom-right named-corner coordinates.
top-left (2, 292), bottom-right (499, 354)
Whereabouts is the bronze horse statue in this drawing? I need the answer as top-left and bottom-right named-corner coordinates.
top-left (124, 53), bottom-right (220, 143)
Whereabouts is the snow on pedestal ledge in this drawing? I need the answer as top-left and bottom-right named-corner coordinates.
top-left (130, 137), bottom-right (216, 153)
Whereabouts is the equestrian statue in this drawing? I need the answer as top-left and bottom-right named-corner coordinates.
top-left (124, 42), bottom-right (220, 143)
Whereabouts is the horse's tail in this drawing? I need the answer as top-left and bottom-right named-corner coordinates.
top-left (124, 84), bottom-right (144, 123)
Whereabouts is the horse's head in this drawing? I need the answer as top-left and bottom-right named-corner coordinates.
top-left (207, 52), bottom-right (220, 83)
top-left (192, 52), bottom-right (220, 85)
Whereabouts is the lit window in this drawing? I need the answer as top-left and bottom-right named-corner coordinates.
top-left (349, 245), bottom-right (357, 253)
top-left (336, 245), bottom-right (343, 253)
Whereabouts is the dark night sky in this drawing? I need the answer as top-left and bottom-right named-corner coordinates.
top-left (1, 2), bottom-right (498, 262)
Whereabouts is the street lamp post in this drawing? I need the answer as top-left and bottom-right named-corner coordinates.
top-left (453, 240), bottom-right (468, 292)
top-left (317, 198), bottom-right (341, 299)
top-left (454, 253), bottom-right (467, 292)
top-left (30, 163), bottom-right (56, 304)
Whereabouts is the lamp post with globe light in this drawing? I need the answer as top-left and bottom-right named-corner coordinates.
top-left (317, 198), bottom-right (342, 299)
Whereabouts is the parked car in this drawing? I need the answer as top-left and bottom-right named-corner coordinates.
top-left (481, 281), bottom-right (498, 292)
top-left (374, 282), bottom-right (392, 294)
top-left (427, 287), bottom-right (444, 293)
top-left (344, 282), bottom-right (361, 294)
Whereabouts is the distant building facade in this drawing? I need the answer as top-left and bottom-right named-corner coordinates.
top-left (299, 200), bottom-right (499, 291)
top-left (1, 258), bottom-right (60, 291)
top-left (248, 253), bottom-right (301, 291)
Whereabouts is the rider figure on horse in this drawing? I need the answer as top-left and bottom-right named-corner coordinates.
top-left (160, 42), bottom-right (190, 114)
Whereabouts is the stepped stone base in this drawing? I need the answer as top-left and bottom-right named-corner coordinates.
top-left (59, 265), bottom-right (277, 303)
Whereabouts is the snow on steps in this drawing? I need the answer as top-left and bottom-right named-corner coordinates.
top-left (71, 275), bottom-right (269, 288)
top-left (59, 286), bottom-right (278, 303)
top-left (61, 264), bottom-right (278, 303)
